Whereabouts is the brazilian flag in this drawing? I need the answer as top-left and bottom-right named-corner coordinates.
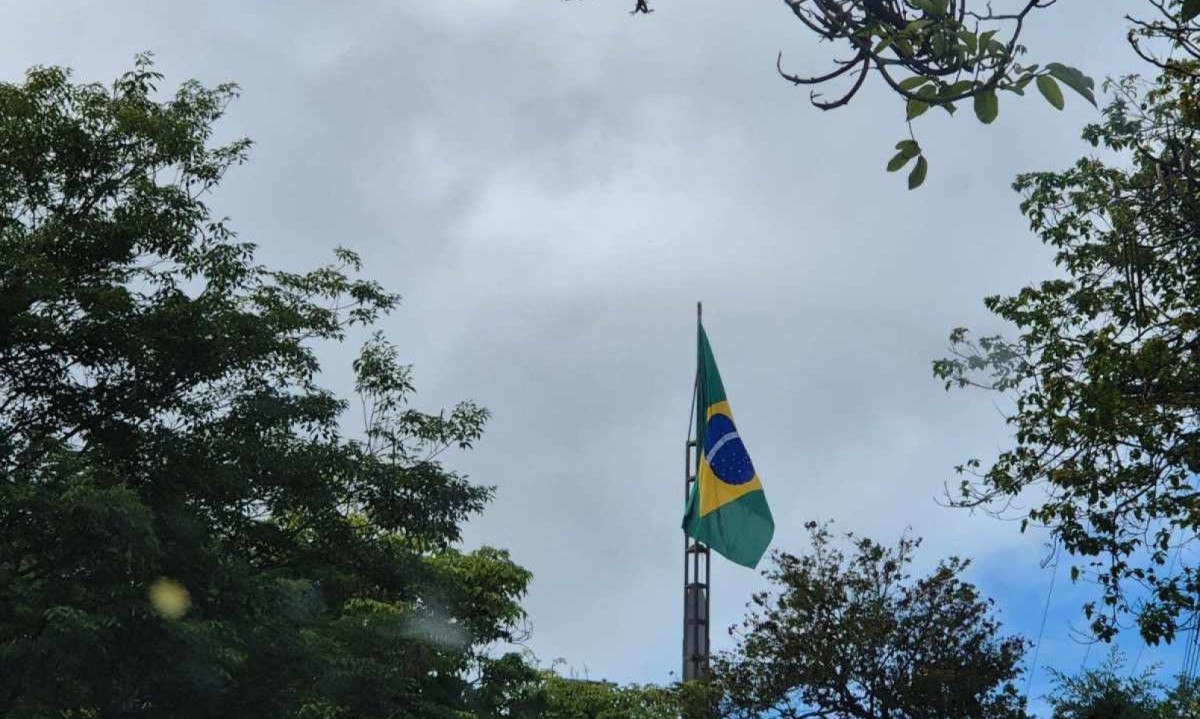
top-left (682, 323), bottom-right (774, 568)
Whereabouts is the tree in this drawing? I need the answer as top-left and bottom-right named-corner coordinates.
top-left (531, 671), bottom-right (682, 719)
top-left (455, 662), bottom-right (697, 719)
top-left (1044, 649), bottom-right (1200, 719)
top-left (0, 56), bottom-right (535, 717)
top-left (1045, 650), bottom-right (1160, 719)
top-left (932, 61), bottom-right (1200, 644)
top-left (1160, 673), bottom-right (1200, 718)
top-left (712, 521), bottom-right (1029, 719)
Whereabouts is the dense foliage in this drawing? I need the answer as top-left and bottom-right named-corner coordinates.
top-left (532, 672), bottom-right (682, 719)
top-left (934, 62), bottom-right (1200, 644)
top-left (713, 522), bottom-right (1029, 719)
top-left (1045, 650), bottom-right (1200, 719)
top-left (0, 57), bottom-right (535, 718)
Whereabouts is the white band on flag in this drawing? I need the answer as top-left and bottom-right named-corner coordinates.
top-left (707, 431), bottom-right (739, 463)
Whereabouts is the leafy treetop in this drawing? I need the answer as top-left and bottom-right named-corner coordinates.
top-left (713, 521), bottom-right (1030, 719)
top-left (934, 65), bottom-right (1200, 645)
top-left (0, 56), bottom-right (534, 718)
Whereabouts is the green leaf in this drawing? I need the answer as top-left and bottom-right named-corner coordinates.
top-left (1012, 73), bottom-right (1036, 93)
top-left (1036, 75), bottom-right (1065, 110)
top-left (908, 156), bottom-right (928, 190)
top-left (958, 30), bottom-right (978, 53)
top-left (931, 32), bottom-right (949, 57)
top-left (887, 151), bottom-right (914, 172)
top-left (974, 90), bottom-right (998, 124)
top-left (977, 29), bottom-right (1000, 54)
top-left (898, 75), bottom-right (929, 91)
top-left (907, 98), bottom-right (931, 120)
top-left (895, 139), bottom-right (920, 158)
top-left (910, 0), bottom-right (937, 13)
top-left (1183, 0), bottom-right (1200, 22)
top-left (940, 80), bottom-right (974, 99)
top-left (1045, 63), bottom-right (1097, 106)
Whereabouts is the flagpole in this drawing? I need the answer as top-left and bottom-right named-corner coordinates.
top-left (698, 301), bottom-right (710, 678)
top-left (683, 302), bottom-right (711, 684)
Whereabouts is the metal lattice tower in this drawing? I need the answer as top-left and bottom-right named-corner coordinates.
top-left (683, 433), bottom-right (711, 681)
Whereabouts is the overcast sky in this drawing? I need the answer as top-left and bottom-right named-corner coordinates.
top-left (1, 0), bottom-right (1189, 712)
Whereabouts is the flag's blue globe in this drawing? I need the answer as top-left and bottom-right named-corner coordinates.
top-left (704, 413), bottom-right (756, 485)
